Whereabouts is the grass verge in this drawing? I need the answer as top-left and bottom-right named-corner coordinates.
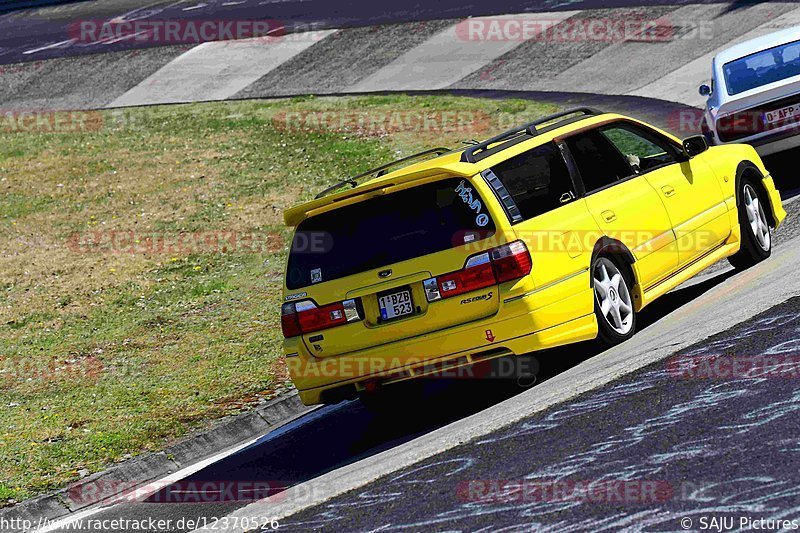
top-left (0, 94), bottom-right (557, 505)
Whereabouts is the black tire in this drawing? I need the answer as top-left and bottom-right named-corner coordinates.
top-left (592, 256), bottom-right (637, 346)
top-left (728, 177), bottom-right (772, 270)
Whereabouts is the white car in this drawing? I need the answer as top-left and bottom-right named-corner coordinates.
top-left (700, 25), bottom-right (800, 156)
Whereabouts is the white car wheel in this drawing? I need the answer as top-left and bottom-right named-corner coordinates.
top-left (593, 257), bottom-right (634, 337)
top-left (743, 183), bottom-right (771, 252)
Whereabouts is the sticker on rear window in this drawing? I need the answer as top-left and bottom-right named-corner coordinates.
top-left (311, 268), bottom-right (322, 284)
top-left (455, 180), bottom-right (489, 227)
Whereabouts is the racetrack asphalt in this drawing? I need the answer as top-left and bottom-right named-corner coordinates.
top-left (6, 2), bottom-right (800, 110)
top-left (0, 0), bottom-right (774, 65)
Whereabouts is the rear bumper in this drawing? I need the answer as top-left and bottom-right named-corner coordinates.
top-left (752, 131), bottom-right (800, 156)
top-left (288, 287), bottom-right (597, 405)
top-left (715, 124), bottom-right (800, 156)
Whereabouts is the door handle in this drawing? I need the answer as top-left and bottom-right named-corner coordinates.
top-left (601, 210), bottom-right (617, 223)
top-left (662, 185), bottom-right (676, 198)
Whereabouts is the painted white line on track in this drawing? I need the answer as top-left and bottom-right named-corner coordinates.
top-left (23, 39), bottom-right (77, 55)
top-left (33, 439), bottom-right (263, 533)
top-left (349, 12), bottom-right (579, 92)
top-left (34, 403), bottom-right (329, 533)
top-left (107, 31), bottom-right (337, 108)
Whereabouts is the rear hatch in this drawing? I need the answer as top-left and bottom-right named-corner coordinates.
top-left (282, 176), bottom-right (525, 358)
top-left (715, 60), bottom-right (800, 142)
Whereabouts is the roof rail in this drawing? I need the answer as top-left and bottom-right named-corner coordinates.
top-left (315, 147), bottom-right (452, 199)
top-left (460, 107), bottom-right (603, 163)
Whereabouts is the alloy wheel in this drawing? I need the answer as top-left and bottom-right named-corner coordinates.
top-left (743, 184), bottom-right (771, 252)
top-left (593, 258), bottom-right (634, 336)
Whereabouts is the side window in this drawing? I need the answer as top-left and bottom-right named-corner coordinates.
top-left (563, 130), bottom-right (631, 193)
top-left (490, 142), bottom-right (576, 221)
top-left (600, 123), bottom-right (678, 173)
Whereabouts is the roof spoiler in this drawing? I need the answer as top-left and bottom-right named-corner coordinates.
top-left (460, 107), bottom-right (603, 163)
top-left (315, 147), bottom-right (452, 199)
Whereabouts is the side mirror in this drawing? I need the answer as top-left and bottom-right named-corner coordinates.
top-left (699, 83), bottom-right (712, 97)
top-left (683, 135), bottom-right (709, 158)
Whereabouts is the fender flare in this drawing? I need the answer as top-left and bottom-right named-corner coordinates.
top-left (735, 160), bottom-right (775, 226)
top-left (589, 237), bottom-right (636, 287)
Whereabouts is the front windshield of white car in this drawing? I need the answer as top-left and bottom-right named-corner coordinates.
top-left (724, 38), bottom-right (800, 95)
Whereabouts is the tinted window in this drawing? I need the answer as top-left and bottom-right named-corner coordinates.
top-left (564, 130), bottom-right (631, 193)
top-left (724, 39), bottom-right (800, 95)
top-left (600, 123), bottom-right (677, 173)
top-left (286, 178), bottom-right (496, 289)
top-left (491, 142), bottom-right (576, 221)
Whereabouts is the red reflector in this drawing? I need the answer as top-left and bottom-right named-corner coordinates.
top-left (438, 261), bottom-right (495, 298)
top-left (297, 302), bottom-right (348, 334)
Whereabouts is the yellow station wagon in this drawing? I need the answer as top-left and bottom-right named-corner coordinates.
top-left (281, 108), bottom-right (786, 406)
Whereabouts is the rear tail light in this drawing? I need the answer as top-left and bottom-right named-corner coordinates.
top-left (436, 253), bottom-right (495, 298)
top-left (716, 111), bottom-right (762, 142)
top-left (281, 299), bottom-right (361, 338)
top-left (281, 302), bottom-right (302, 338)
top-left (491, 240), bottom-right (533, 283)
top-left (425, 240), bottom-right (532, 302)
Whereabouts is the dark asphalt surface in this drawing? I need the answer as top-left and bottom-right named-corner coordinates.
top-left (276, 296), bottom-right (800, 532)
top-left (0, 0), bottom-right (791, 65)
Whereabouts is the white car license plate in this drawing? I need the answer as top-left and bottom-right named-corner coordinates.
top-left (764, 104), bottom-right (799, 125)
top-left (379, 290), bottom-right (414, 321)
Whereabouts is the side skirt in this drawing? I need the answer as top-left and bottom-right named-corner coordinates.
top-left (634, 242), bottom-right (739, 311)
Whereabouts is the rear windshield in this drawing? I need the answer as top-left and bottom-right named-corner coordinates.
top-left (286, 178), bottom-right (496, 289)
top-left (724, 39), bottom-right (800, 95)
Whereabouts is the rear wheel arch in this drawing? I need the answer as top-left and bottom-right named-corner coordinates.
top-left (735, 161), bottom-right (775, 227)
top-left (590, 237), bottom-right (636, 288)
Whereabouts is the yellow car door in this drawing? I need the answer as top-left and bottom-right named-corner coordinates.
top-left (560, 127), bottom-right (679, 291)
top-left (599, 122), bottom-right (729, 266)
